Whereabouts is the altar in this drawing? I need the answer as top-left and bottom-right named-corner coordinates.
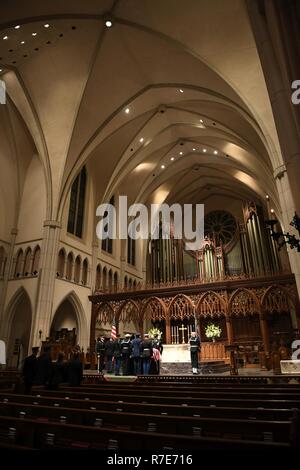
top-left (161, 342), bottom-right (229, 363)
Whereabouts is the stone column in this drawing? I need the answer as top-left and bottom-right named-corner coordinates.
top-left (0, 228), bottom-right (18, 338)
top-left (29, 220), bottom-right (61, 349)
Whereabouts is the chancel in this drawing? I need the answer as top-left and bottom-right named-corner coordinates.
top-left (0, 0), bottom-right (300, 454)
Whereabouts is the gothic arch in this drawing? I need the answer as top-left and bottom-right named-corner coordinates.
top-left (261, 284), bottom-right (295, 314)
top-left (228, 288), bottom-right (260, 317)
top-left (52, 291), bottom-right (88, 347)
top-left (14, 248), bottom-right (24, 277)
top-left (197, 291), bottom-right (227, 318)
top-left (117, 298), bottom-right (140, 323)
top-left (141, 296), bottom-right (167, 322)
top-left (57, 248), bottom-right (66, 278)
top-left (168, 294), bottom-right (194, 320)
top-left (95, 301), bottom-right (115, 324)
top-left (32, 245), bottom-right (41, 274)
top-left (23, 247), bottom-right (32, 275)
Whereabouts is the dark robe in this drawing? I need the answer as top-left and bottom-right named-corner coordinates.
top-left (22, 354), bottom-right (38, 394)
top-left (35, 352), bottom-right (52, 386)
top-left (68, 357), bottom-right (83, 387)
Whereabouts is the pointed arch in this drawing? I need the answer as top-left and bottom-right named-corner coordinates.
top-left (52, 291), bottom-right (88, 347)
top-left (23, 247), bottom-right (32, 276)
top-left (102, 266), bottom-right (107, 290)
top-left (32, 245), bottom-right (41, 274)
top-left (108, 269), bottom-right (113, 292)
top-left (74, 255), bottom-right (82, 283)
top-left (57, 248), bottom-right (66, 278)
top-left (124, 275), bottom-right (128, 289)
top-left (168, 294), bottom-right (194, 320)
top-left (262, 284), bottom-right (295, 313)
top-left (117, 299), bottom-right (140, 324)
top-left (113, 271), bottom-right (118, 292)
top-left (82, 258), bottom-right (88, 286)
top-left (95, 263), bottom-right (101, 290)
top-left (197, 291), bottom-right (227, 318)
top-left (228, 288), bottom-right (260, 317)
top-left (14, 248), bottom-right (23, 278)
top-left (95, 301), bottom-right (115, 324)
top-left (142, 296), bottom-right (167, 321)
top-left (0, 246), bottom-right (7, 277)
top-left (65, 252), bottom-right (74, 280)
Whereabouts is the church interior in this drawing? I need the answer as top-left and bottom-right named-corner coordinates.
top-left (0, 0), bottom-right (300, 454)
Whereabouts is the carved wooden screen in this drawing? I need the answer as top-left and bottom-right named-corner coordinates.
top-left (96, 302), bottom-right (114, 327)
top-left (143, 297), bottom-right (166, 322)
top-left (118, 300), bottom-right (140, 324)
top-left (169, 295), bottom-right (194, 320)
top-left (198, 292), bottom-right (226, 318)
top-left (263, 287), bottom-right (290, 314)
top-left (230, 289), bottom-right (259, 316)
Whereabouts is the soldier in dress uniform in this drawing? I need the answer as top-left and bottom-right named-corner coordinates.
top-left (189, 331), bottom-right (201, 374)
top-left (131, 333), bottom-right (142, 375)
top-left (113, 334), bottom-right (122, 376)
top-left (96, 336), bottom-right (106, 373)
top-left (121, 333), bottom-right (132, 375)
top-left (140, 333), bottom-right (153, 375)
top-left (22, 346), bottom-right (39, 394)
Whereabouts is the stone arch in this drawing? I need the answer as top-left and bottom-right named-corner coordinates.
top-left (168, 294), bottom-right (194, 320)
top-left (65, 252), bottom-right (74, 280)
top-left (0, 246), bottom-right (7, 277)
top-left (32, 245), bottom-right (41, 274)
top-left (124, 276), bottom-right (128, 289)
top-left (102, 266), bottom-right (107, 289)
top-left (14, 248), bottom-right (23, 277)
top-left (4, 286), bottom-right (32, 367)
top-left (82, 258), bottom-right (88, 286)
top-left (228, 288), bottom-right (260, 317)
top-left (23, 247), bottom-right (32, 276)
top-left (113, 271), bottom-right (118, 291)
top-left (74, 255), bottom-right (82, 283)
top-left (57, 248), bottom-right (66, 278)
top-left (197, 291), bottom-right (227, 319)
top-left (108, 269), bottom-right (113, 291)
top-left (51, 291), bottom-right (88, 347)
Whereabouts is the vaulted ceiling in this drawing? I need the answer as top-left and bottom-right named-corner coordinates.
top-left (0, 0), bottom-right (283, 223)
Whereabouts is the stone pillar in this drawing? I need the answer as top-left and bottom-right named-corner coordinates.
top-left (29, 220), bottom-right (61, 349)
top-left (0, 228), bottom-right (18, 337)
top-left (90, 240), bottom-right (98, 292)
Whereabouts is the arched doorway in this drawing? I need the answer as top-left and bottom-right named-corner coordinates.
top-left (6, 289), bottom-right (32, 368)
top-left (50, 298), bottom-right (79, 350)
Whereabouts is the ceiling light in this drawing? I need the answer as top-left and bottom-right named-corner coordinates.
top-left (271, 209), bottom-right (275, 214)
top-left (213, 150), bottom-right (218, 155)
top-left (14, 25), bottom-right (20, 30)
top-left (203, 148), bottom-right (207, 153)
top-left (44, 24), bottom-right (50, 28)
top-left (200, 119), bottom-right (203, 123)
top-left (20, 40), bottom-right (25, 44)
top-left (105, 20), bottom-right (113, 28)
top-left (139, 137), bottom-right (144, 143)
top-left (3, 36), bottom-right (8, 40)
top-left (192, 148), bottom-right (196, 151)
top-left (266, 195), bottom-right (269, 200)
top-left (32, 32), bottom-right (37, 36)
top-left (0, 69), bottom-right (2, 73)
top-left (125, 108), bottom-right (130, 114)
top-left (179, 89), bottom-right (184, 93)
top-left (179, 151), bottom-right (183, 155)
top-left (170, 157), bottom-right (175, 161)
top-left (161, 165), bottom-right (165, 169)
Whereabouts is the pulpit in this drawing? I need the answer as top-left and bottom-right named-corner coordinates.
top-left (225, 344), bottom-right (239, 375)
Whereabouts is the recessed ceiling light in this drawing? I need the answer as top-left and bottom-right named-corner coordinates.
top-left (0, 69), bottom-right (2, 73)
top-left (179, 151), bottom-right (183, 155)
top-left (14, 25), bottom-right (20, 30)
top-left (179, 89), bottom-right (184, 93)
top-left (105, 20), bottom-right (113, 28)
top-left (20, 40), bottom-right (25, 44)
top-left (214, 150), bottom-right (218, 155)
top-left (139, 137), bottom-right (144, 143)
top-left (266, 195), bottom-right (269, 200)
top-left (192, 148), bottom-right (196, 151)
top-left (270, 209), bottom-right (275, 214)
top-left (44, 24), bottom-right (50, 28)
top-left (200, 119), bottom-right (203, 123)
top-left (125, 108), bottom-right (130, 114)
top-left (3, 36), bottom-right (8, 40)
top-left (203, 148), bottom-right (207, 153)
top-left (170, 157), bottom-right (175, 161)
top-left (161, 165), bottom-right (165, 169)
top-left (32, 32), bottom-right (37, 36)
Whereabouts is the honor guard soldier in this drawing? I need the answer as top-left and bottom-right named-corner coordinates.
top-left (121, 333), bottom-right (132, 375)
top-left (189, 331), bottom-right (201, 374)
top-left (96, 336), bottom-right (106, 373)
top-left (140, 333), bottom-right (153, 375)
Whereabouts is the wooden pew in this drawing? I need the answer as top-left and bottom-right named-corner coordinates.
top-left (0, 392), bottom-right (295, 421)
top-left (0, 415), bottom-right (291, 450)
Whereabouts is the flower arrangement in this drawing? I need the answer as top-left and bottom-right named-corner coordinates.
top-left (205, 323), bottom-right (222, 341)
top-left (148, 327), bottom-right (163, 339)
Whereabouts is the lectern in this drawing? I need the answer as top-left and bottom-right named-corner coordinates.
top-left (225, 344), bottom-right (239, 376)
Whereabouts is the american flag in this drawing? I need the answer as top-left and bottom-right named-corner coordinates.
top-left (111, 316), bottom-right (117, 340)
